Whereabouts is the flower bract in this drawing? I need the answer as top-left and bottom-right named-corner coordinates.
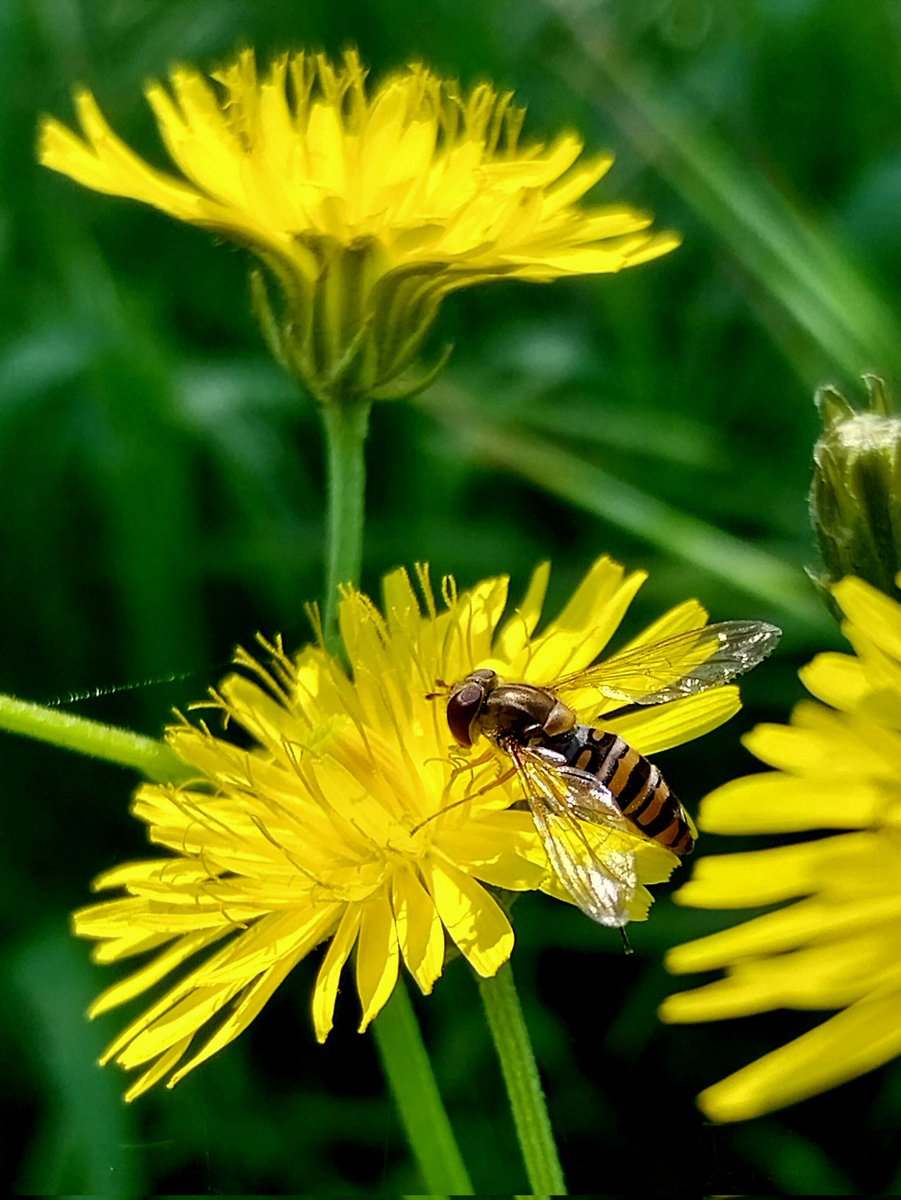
top-left (661, 574), bottom-right (901, 1122)
top-left (810, 375), bottom-right (901, 607)
top-left (39, 49), bottom-right (679, 403)
top-left (74, 556), bottom-right (740, 1099)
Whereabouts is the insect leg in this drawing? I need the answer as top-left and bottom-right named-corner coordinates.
top-left (410, 758), bottom-right (519, 835)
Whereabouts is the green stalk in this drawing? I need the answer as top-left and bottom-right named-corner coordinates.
top-left (320, 398), bottom-right (371, 648)
top-left (320, 394), bottom-right (471, 1190)
top-left (478, 963), bottom-right (567, 1197)
top-left (372, 980), bottom-right (475, 1196)
top-left (0, 693), bottom-right (188, 782)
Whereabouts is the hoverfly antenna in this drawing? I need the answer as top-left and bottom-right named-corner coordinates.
top-left (619, 926), bottom-right (633, 956)
top-left (425, 678), bottom-right (450, 701)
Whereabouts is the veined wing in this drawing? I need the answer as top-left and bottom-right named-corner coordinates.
top-left (510, 744), bottom-right (637, 928)
top-left (548, 620), bottom-right (781, 707)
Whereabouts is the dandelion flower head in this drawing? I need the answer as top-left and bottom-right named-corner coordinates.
top-left (661, 575), bottom-right (901, 1122)
top-left (38, 49), bottom-right (679, 401)
top-left (75, 556), bottom-right (742, 1100)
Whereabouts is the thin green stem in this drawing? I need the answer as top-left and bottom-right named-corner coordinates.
top-left (320, 398), bottom-right (371, 648)
top-left (478, 963), bottom-right (567, 1197)
top-left (372, 978), bottom-right (475, 1195)
top-left (0, 692), bottom-right (189, 782)
top-left (319, 398), bottom-right (469, 1188)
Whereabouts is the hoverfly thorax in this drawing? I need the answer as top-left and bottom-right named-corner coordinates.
top-left (446, 669), bottom-right (577, 748)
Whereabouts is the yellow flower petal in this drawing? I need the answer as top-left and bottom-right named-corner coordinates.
top-left (606, 685), bottom-right (740, 755)
top-left (421, 857), bottom-right (514, 976)
top-left (199, 907), bottom-right (340, 987)
top-left (523, 557), bottom-right (646, 681)
top-left (391, 866), bottom-right (445, 995)
top-left (835, 576), bottom-right (901, 660)
top-left (666, 893), bottom-right (901, 975)
top-left (114, 981), bottom-right (245, 1070)
top-left (312, 906), bottom-right (360, 1043)
top-left (167, 947), bottom-right (313, 1088)
top-left (438, 810), bottom-right (548, 891)
top-left (798, 651), bottom-right (869, 710)
top-left (614, 598), bottom-right (710, 651)
top-left (662, 570), bottom-right (901, 1121)
top-left (664, 927), bottom-right (901, 1021)
top-left (697, 986), bottom-right (901, 1122)
top-left (672, 831), bottom-right (891, 909)
top-left (494, 560), bottom-right (550, 663)
top-left (356, 894), bottom-right (400, 1032)
top-left (743, 701), bottom-right (901, 777)
top-left (88, 929), bottom-right (228, 1017)
top-left (124, 1036), bottom-right (193, 1104)
top-left (698, 772), bottom-right (882, 834)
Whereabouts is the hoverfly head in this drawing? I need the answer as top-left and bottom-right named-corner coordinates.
top-left (445, 668), bottom-right (498, 747)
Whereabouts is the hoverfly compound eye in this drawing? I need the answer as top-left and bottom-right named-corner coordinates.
top-left (446, 681), bottom-right (486, 747)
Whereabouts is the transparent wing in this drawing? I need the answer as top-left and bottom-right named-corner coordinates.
top-left (510, 744), bottom-right (638, 928)
top-left (548, 620), bottom-right (781, 706)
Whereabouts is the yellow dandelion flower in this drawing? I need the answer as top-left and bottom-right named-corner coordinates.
top-left (661, 574), bottom-right (901, 1122)
top-left (38, 49), bottom-right (679, 403)
top-left (74, 556), bottom-right (746, 1101)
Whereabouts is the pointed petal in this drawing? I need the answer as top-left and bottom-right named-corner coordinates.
top-left (699, 772), bottom-right (882, 834)
top-left (525, 557), bottom-right (646, 682)
top-left (356, 892), bottom-right (400, 1032)
top-left (798, 652), bottom-right (869, 710)
top-left (167, 945), bottom-right (311, 1087)
top-left (495, 561), bottom-right (550, 664)
top-left (666, 893), bottom-right (901, 975)
top-left (695, 987), bottom-right (901, 1122)
top-left (420, 856), bottom-right (514, 976)
top-left (835, 577), bottom-right (901, 659)
top-left (88, 929), bottom-right (229, 1017)
top-left (606, 686), bottom-right (740, 755)
top-left (124, 1035), bottom-right (193, 1103)
top-left (391, 865), bottom-right (445, 994)
top-left (312, 906), bottom-right (360, 1042)
top-left (673, 831), bottom-right (895, 909)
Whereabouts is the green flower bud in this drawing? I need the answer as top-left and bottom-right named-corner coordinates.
top-left (810, 374), bottom-right (901, 605)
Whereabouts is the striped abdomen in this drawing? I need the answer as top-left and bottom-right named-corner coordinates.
top-left (546, 725), bottom-right (694, 855)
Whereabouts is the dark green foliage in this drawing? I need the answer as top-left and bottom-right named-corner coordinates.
top-left (4, 0), bottom-right (900, 1193)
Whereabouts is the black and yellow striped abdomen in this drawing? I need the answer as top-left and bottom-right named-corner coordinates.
top-left (543, 725), bottom-right (694, 855)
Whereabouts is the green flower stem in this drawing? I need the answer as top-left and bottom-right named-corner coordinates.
top-left (0, 692), bottom-right (189, 783)
top-left (320, 398), bottom-right (469, 1190)
top-left (478, 963), bottom-right (567, 1197)
top-left (372, 978), bottom-right (475, 1196)
top-left (320, 398), bottom-right (371, 649)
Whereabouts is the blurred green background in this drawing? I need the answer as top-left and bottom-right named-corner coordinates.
top-left (4, 0), bottom-right (901, 1193)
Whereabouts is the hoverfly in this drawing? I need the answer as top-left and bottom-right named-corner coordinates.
top-left (440, 620), bottom-right (781, 934)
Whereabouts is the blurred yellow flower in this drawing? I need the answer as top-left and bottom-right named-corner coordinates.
top-left (38, 49), bottom-right (679, 402)
top-left (75, 556), bottom-right (736, 1100)
top-left (661, 574), bottom-right (901, 1122)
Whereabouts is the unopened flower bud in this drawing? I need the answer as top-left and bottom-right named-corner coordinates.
top-left (810, 374), bottom-right (901, 604)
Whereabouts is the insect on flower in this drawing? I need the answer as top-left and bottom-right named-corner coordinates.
top-left (432, 621), bottom-right (781, 939)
